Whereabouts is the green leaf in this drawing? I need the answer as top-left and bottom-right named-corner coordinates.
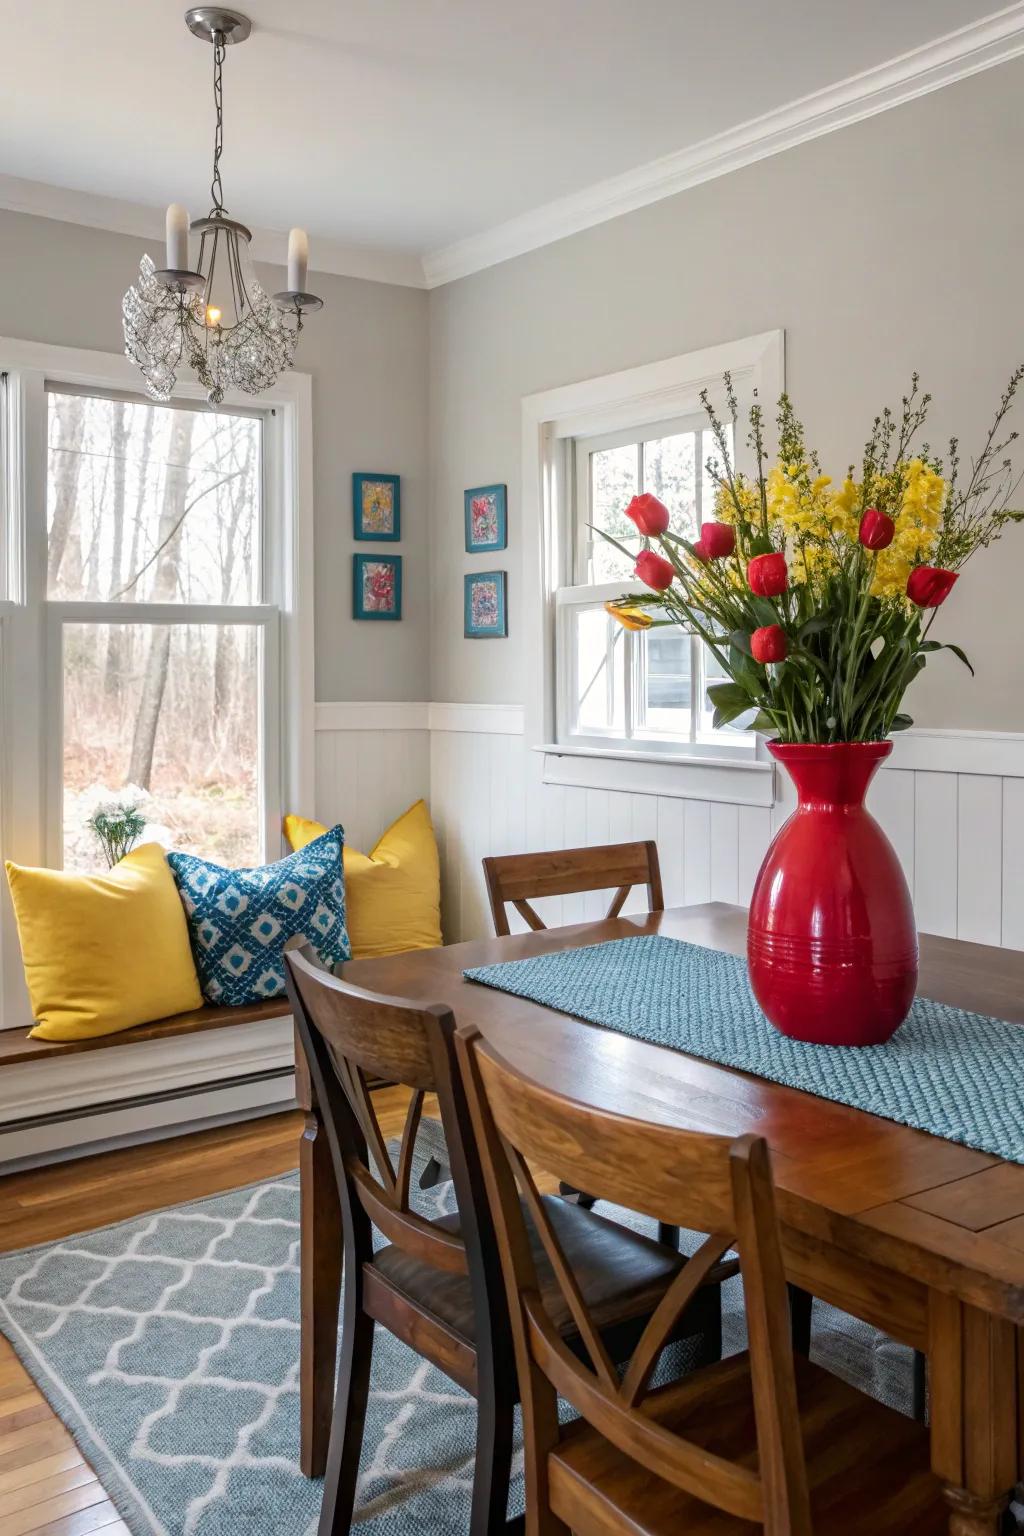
top-left (750, 597), bottom-right (780, 626)
top-left (586, 523), bottom-right (635, 562)
top-left (889, 713), bottom-right (914, 731)
top-left (707, 680), bottom-right (755, 730)
top-left (730, 628), bottom-right (753, 655)
top-left (749, 710), bottom-right (778, 732)
top-left (797, 616), bottom-right (832, 642)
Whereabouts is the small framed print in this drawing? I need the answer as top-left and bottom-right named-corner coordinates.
top-left (464, 570), bottom-right (507, 638)
top-left (353, 554), bottom-right (402, 620)
top-left (353, 473), bottom-right (401, 541)
top-left (464, 484), bottom-right (507, 552)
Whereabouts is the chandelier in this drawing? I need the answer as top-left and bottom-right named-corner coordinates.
top-left (122, 7), bottom-right (322, 407)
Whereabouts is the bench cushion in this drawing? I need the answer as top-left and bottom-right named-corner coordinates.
top-left (6, 843), bottom-right (203, 1043)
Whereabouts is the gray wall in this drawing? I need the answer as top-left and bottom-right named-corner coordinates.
top-left (428, 57), bottom-right (1024, 730)
top-left (0, 208), bottom-right (430, 703)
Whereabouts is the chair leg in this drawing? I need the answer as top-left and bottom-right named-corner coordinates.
top-left (911, 1348), bottom-right (927, 1423)
top-left (318, 1305), bottom-right (375, 1536)
top-left (788, 1284), bottom-right (812, 1357)
top-left (558, 1180), bottom-right (596, 1210)
top-left (657, 1223), bottom-right (681, 1251)
top-left (470, 1378), bottom-right (515, 1536)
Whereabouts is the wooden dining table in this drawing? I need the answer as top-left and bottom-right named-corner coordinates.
top-left (294, 901), bottom-right (1024, 1535)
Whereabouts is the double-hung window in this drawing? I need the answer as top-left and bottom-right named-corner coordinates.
top-left (556, 414), bottom-right (748, 755)
top-left (0, 341), bottom-right (311, 1030)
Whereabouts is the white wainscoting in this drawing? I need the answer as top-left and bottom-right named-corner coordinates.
top-left (314, 707), bottom-right (1024, 952)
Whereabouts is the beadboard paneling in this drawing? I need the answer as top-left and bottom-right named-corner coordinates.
top-left (314, 711), bottom-right (1024, 952)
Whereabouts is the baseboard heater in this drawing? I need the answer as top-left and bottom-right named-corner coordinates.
top-left (0, 1064), bottom-right (296, 1136)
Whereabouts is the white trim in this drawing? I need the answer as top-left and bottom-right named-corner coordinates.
top-left (314, 701), bottom-right (430, 732)
top-left (888, 728), bottom-right (1024, 778)
top-left (0, 1015), bottom-right (293, 1125)
top-left (0, 173), bottom-right (426, 291)
top-left (427, 702), bottom-right (525, 735)
top-left (540, 743), bottom-right (775, 808)
top-left (0, 1078), bottom-right (295, 1171)
top-left (422, 3), bottom-right (1024, 286)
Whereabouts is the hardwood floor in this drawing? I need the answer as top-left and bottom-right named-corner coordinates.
top-left (0, 1093), bottom-right (417, 1534)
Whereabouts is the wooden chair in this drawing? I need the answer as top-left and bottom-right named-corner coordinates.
top-left (456, 1024), bottom-right (947, 1536)
top-left (284, 947), bottom-right (730, 1536)
top-left (483, 841), bottom-right (664, 937)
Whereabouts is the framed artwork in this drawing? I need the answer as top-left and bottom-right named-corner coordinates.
top-left (353, 554), bottom-right (402, 620)
top-left (464, 483), bottom-right (507, 552)
top-left (353, 473), bottom-right (401, 541)
top-left (464, 570), bottom-right (507, 638)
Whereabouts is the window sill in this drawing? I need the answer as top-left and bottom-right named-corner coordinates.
top-left (536, 741), bottom-right (775, 808)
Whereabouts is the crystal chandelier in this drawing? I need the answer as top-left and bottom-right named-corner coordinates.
top-left (122, 8), bottom-right (323, 407)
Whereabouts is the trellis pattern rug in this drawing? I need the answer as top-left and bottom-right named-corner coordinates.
top-left (0, 1149), bottom-right (917, 1535)
top-left (465, 934), bottom-right (1024, 1164)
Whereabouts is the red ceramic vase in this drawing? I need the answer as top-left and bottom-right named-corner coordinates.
top-left (747, 741), bottom-right (918, 1046)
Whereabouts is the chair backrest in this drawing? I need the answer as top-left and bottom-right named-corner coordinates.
top-left (482, 841), bottom-right (664, 937)
top-left (456, 1024), bottom-right (813, 1536)
top-left (284, 947), bottom-right (501, 1300)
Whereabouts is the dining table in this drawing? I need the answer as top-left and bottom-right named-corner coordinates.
top-left (293, 901), bottom-right (1024, 1535)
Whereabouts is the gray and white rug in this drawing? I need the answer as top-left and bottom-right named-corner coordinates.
top-left (0, 1143), bottom-right (918, 1535)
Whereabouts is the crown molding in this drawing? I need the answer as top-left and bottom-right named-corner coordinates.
top-left (422, 2), bottom-right (1024, 288)
top-left (0, 174), bottom-right (426, 291)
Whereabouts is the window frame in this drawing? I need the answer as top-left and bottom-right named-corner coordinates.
top-left (567, 412), bottom-right (737, 755)
top-left (0, 336), bottom-right (314, 1031)
top-left (520, 330), bottom-right (784, 807)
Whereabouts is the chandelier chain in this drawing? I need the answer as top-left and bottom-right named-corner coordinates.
top-left (210, 31), bottom-right (226, 214)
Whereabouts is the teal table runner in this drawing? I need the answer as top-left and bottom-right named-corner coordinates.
top-left (464, 934), bottom-right (1024, 1164)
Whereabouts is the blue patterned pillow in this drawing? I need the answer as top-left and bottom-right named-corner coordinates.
top-left (167, 827), bottom-right (351, 1005)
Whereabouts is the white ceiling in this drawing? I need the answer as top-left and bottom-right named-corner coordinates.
top-left (0, 0), bottom-right (1018, 284)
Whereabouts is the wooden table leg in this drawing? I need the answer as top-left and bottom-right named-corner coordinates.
top-left (296, 1027), bottom-right (343, 1479)
top-left (929, 1293), bottom-right (1018, 1535)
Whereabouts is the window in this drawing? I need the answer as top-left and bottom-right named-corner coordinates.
top-left (46, 389), bottom-right (269, 870)
top-left (0, 339), bottom-right (312, 1031)
top-left (557, 415), bottom-right (749, 755)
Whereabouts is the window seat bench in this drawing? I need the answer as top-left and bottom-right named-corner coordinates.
top-left (0, 998), bottom-right (297, 1169)
top-left (0, 997), bottom-right (290, 1067)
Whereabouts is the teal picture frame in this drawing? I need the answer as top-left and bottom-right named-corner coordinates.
top-left (353, 554), bottom-right (402, 620)
top-left (464, 484), bottom-right (507, 552)
top-left (464, 570), bottom-right (507, 637)
top-left (353, 473), bottom-right (401, 541)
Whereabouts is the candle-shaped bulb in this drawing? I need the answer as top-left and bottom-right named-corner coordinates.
top-left (165, 203), bottom-right (190, 271)
top-left (205, 305), bottom-right (222, 328)
top-left (287, 227), bottom-right (309, 294)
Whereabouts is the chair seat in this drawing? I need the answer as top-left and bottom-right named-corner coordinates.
top-left (548, 1352), bottom-right (947, 1536)
top-left (372, 1195), bottom-right (690, 1346)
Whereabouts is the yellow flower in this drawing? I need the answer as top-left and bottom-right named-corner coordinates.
top-left (604, 601), bottom-right (653, 632)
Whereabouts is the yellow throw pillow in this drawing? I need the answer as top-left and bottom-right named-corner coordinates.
top-left (283, 800), bottom-right (442, 959)
top-left (6, 842), bottom-right (203, 1042)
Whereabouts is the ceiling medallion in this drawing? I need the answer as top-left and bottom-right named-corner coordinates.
top-left (122, 8), bottom-right (323, 407)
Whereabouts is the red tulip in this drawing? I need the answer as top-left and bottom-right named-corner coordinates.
top-left (750, 624), bottom-right (788, 664)
top-left (859, 507), bottom-right (895, 550)
top-left (747, 552), bottom-right (788, 597)
top-left (698, 521), bottom-right (736, 559)
top-left (691, 538), bottom-right (709, 564)
top-left (907, 565), bottom-right (958, 608)
top-left (624, 493), bottom-right (670, 537)
top-left (635, 549), bottom-right (675, 590)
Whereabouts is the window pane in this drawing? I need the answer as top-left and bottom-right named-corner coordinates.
top-left (47, 392), bottom-right (261, 603)
top-left (642, 432), bottom-right (697, 541)
top-left (62, 622), bottom-right (261, 871)
top-left (575, 608), bottom-right (625, 733)
top-left (642, 627), bottom-right (692, 735)
top-left (701, 424), bottom-right (734, 519)
top-left (589, 444), bottom-right (638, 583)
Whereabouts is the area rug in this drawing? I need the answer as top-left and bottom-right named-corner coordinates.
top-left (0, 1145), bottom-right (917, 1536)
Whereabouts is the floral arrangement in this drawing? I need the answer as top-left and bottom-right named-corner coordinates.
top-left (86, 788), bottom-right (148, 868)
top-left (604, 371), bottom-right (1024, 742)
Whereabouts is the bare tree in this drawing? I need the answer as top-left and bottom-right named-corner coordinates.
top-left (103, 402), bottom-right (132, 696)
top-left (127, 410), bottom-right (196, 789)
top-left (47, 392), bottom-right (87, 593)
top-left (213, 419), bottom-right (255, 728)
